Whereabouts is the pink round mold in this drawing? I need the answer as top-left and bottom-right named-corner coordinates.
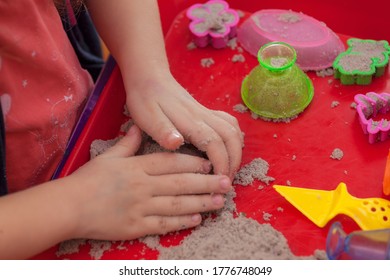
top-left (186, 0), bottom-right (240, 49)
top-left (237, 9), bottom-right (345, 71)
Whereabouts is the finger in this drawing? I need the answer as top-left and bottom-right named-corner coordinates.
top-left (209, 111), bottom-right (243, 178)
top-left (129, 102), bottom-right (184, 150)
top-left (139, 153), bottom-right (212, 176)
top-left (99, 124), bottom-right (142, 158)
top-left (146, 193), bottom-right (226, 217)
top-left (160, 106), bottom-right (231, 176)
top-left (142, 214), bottom-right (203, 235)
top-left (147, 173), bottom-right (232, 196)
top-left (185, 122), bottom-right (230, 175)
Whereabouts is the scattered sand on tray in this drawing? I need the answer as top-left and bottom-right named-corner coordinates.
top-left (157, 212), bottom-right (326, 260)
top-left (232, 104), bottom-right (297, 123)
top-left (56, 239), bottom-right (113, 260)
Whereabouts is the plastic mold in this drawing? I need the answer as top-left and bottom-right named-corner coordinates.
top-left (241, 42), bottom-right (314, 120)
top-left (237, 9), bottom-right (345, 71)
top-left (354, 91), bottom-right (390, 144)
top-left (334, 39), bottom-right (390, 85)
top-left (186, 0), bottom-right (239, 49)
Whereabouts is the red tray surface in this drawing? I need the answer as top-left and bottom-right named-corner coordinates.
top-left (35, 7), bottom-right (390, 260)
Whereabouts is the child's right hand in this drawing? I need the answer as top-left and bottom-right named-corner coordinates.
top-left (66, 124), bottom-right (232, 241)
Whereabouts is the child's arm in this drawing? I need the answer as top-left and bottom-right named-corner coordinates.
top-left (0, 126), bottom-right (231, 259)
top-left (85, 0), bottom-right (243, 178)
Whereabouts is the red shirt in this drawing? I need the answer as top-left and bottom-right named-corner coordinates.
top-left (0, 0), bottom-right (93, 192)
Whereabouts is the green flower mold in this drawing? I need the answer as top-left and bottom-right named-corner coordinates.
top-left (333, 38), bottom-right (390, 85)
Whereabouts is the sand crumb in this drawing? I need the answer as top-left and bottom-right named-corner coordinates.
top-left (227, 38), bottom-right (238, 50)
top-left (330, 148), bottom-right (344, 160)
top-left (200, 57), bottom-right (215, 68)
top-left (234, 158), bottom-right (275, 186)
top-left (233, 103), bottom-right (248, 113)
top-left (291, 155), bottom-right (297, 161)
top-left (331, 101), bottom-right (340, 108)
top-left (232, 54), bottom-right (245, 63)
top-left (262, 212), bottom-right (273, 221)
top-left (186, 42), bottom-right (197, 50)
top-left (316, 68), bottom-right (334, 77)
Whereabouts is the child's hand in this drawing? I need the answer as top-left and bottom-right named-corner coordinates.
top-left (125, 74), bottom-right (243, 179)
top-left (68, 125), bottom-right (232, 241)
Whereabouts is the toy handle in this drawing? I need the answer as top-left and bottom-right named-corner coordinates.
top-left (333, 183), bottom-right (390, 230)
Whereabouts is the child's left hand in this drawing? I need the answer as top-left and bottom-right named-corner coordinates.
top-left (125, 73), bottom-right (243, 179)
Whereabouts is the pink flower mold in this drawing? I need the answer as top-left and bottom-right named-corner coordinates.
top-left (354, 92), bottom-right (390, 144)
top-left (186, 0), bottom-right (240, 49)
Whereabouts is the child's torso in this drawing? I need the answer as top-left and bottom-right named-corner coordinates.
top-left (0, 0), bottom-right (94, 192)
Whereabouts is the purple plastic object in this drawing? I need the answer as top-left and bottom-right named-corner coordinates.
top-left (186, 0), bottom-right (239, 49)
top-left (51, 56), bottom-right (116, 179)
top-left (237, 9), bottom-right (345, 71)
top-left (354, 92), bottom-right (390, 144)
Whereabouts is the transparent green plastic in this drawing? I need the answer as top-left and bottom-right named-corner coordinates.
top-left (241, 42), bottom-right (314, 120)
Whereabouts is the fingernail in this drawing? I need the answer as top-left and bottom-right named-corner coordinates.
top-left (202, 161), bottom-right (212, 173)
top-left (128, 125), bottom-right (137, 135)
top-left (220, 176), bottom-right (231, 191)
top-left (191, 214), bottom-right (201, 222)
top-left (212, 194), bottom-right (225, 205)
top-left (167, 130), bottom-right (183, 148)
top-left (169, 130), bottom-right (182, 141)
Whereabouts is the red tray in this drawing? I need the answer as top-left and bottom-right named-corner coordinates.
top-left (35, 4), bottom-right (390, 260)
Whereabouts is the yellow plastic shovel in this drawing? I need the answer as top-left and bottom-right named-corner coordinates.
top-left (273, 182), bottom-right (390, 230)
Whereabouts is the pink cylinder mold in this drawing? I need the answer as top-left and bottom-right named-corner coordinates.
top-left (237, 9), bottom-right (345, 71)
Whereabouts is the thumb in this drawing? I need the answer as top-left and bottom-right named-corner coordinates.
top-left (100, 125), bottom-right (142, 158)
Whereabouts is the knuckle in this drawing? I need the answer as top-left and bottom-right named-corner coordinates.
top-left (157, 217), bottom-right (170, 234)
top-left (170, 196), bottom-right (182, 212)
